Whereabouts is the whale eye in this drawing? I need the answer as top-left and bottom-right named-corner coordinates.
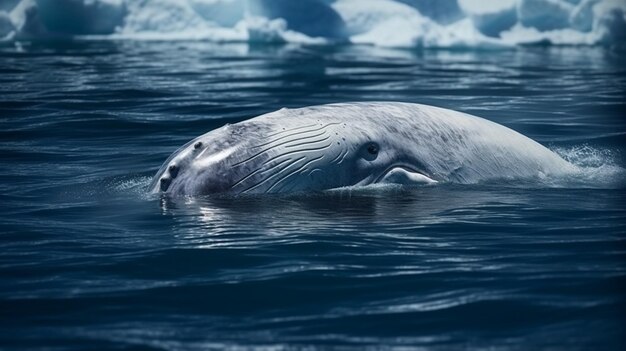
top-left (362, 142), bottom-right (380, 161)
top-left (367, 143), bottom-right (379, 155)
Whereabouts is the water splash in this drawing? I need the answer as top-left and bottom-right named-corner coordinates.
top-left (550, 145), bottom-right (626, 189)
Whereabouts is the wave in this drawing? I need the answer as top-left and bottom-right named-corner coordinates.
top-left (1, 0), bottom-right (625, 48)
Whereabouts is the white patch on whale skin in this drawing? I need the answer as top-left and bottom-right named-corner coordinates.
top-left (194, 145), bottom-right (237, 168)
top-left (380, 167), bottom-right (438, 185)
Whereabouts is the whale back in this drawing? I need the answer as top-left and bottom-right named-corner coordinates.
top-left (258, 102), bottom-right (574, 183)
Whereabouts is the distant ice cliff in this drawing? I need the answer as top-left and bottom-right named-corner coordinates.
top-left (1, 0), bottom-right (625, 47)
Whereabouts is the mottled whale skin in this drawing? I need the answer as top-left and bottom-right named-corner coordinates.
top-left (149, 102), bottom-right (574, 195)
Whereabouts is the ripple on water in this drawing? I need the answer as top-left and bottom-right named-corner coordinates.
top-left (0, 42), bottom-right (624, 349)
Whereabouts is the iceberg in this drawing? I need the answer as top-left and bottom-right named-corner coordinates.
top-left (332, 0), bottom-right (500, 48)
top-left (460, 0), bottom-right (518, 37)
top-left (518, 0), bottom-right (574, 31)
top-left (248, 0), bottom-right (347, 39)
top-left (3, 0), bottom-right (625, 47)
top-left (0, 11), bottom-right (15, 40)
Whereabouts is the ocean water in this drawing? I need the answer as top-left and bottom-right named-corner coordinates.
top-left (1, 41), bottom-right (626, 350)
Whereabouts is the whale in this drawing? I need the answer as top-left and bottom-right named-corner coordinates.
top-left (149, 102), bottom-right (575, 196)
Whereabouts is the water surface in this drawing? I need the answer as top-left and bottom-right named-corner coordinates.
top-left (1, 41), bottom-right (625, 349)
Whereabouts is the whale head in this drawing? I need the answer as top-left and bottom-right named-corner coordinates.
top-left (149, 104), bottom-right (438, 196)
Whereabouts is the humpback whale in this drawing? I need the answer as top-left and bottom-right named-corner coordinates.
top-left (150, 102), bottom-right (574, 195)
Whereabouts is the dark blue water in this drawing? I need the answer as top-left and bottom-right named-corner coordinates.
top-left (1, 41), bottom-right (625, 349)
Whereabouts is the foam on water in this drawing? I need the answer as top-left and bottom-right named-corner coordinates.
top-left (2, 0), bottom-right (625, 47)
top-left (550, 145), bottom-right (626, 189)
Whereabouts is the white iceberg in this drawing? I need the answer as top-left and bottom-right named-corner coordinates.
top-left (3, 0), bottom-right (625, 47)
